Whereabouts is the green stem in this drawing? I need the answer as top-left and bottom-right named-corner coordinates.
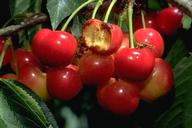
top-left (128, 1), bottom-right (135, 48)
top-left (104, 0), bottom-right (117, 22)
top-left (10, 39), bottom-right (19, 76)
top-left (92, 0), bottom-right (104, 19)
top-left (0, 38), bottom-right (11, 68)
top-left (61, 0), bottom-right (96, 31)
top-left (118, 14), bottom-right (123, 28)
top-left (141, 10), bottom-right (146, 28)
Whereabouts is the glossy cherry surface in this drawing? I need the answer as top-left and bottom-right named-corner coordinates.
top-left (17, 65), bottom-right (49, 100)
top-left (10, 48), bottom-right (41, 72)
top-left (32, 29), bottom-right (77, 67)
top-left (134, 28), bottom-right (164, 57)
top-left (47, 67), bottom-right (82, 101)
top-left (97, 79), bottom-right (140, 115)
top-left (114, 47), bottom-right (155, 81)
top-left (78, 51), bottom-right (114, 86)
top-left (140, 58), bottom-right (174, 101)
top-left (156, 7), bottom-right (183, 35)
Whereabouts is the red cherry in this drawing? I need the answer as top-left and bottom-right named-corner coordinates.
top-left (133, 12), bottom-right (158, 31)
top-left (114, 47), bottom-right (155, 81)
top-left (10, 48), bottom-right (41, 72)
top-left (97, 79), bottom-right (140, 115)
top-left (140, 58), bottom-right (174, 101)
top-left (32, 29), bottom-right (77, 67)
top-left (116, 33), bottom-right (129, 53)
top-left (156, 7), bottom-right (183, 35)
top-left (78, 51), bottom-right (114, 86)
top-left (1, 73), bottom-right (17, 80)
top-left (47, 67), bottom-right (82, 101)
top-left (82, 19), bottom-right (123, 55)
top-left (17, 65), bottom-right (49, 100)
top-left (0, 37), bottom-right (12, 66)
top-left (134, 28), bottom-right (164, 57)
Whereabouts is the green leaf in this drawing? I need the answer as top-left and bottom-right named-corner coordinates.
top-left (70, 16), bottom-right (82, 38)
top-left (182, 14), bottom-right (192, 30)
top-left (0, 79), bottom-right (58, 128)
top-left (9, 0), bottom-right (42, 16)
top-left (9, 0), bottom-right (31, 16)
top-left (154, 55), bottom-right (192, 128)
top-left (46, 0), bottom-right (84, 30)
top-left (0, 90), bottom-right (24, 128)
top-left (165, 38), bottom-right (189, 67)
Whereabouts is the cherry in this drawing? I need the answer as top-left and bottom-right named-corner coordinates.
top-left (47, 67), bottom-right (82, 101)
top-left (17, 65), bottom-right (49, 100)
top-left (133, 12), bottom-right (158, 31)
top-left (156, 7), bottom-right (183, 35)
top-left (0, 37), bottom-right (12, 66)
top-left (82, 19), bottom-right (123, 55)
top-left (78, 51), bottom-right (114, 86)
top-left (1, 73), bottom-right (17, 80)
top-left (10, 48), bottom-right (41, 72)
top-left (97, 79), bottom-right (140, 115)
top-left (114, 47), bottom-right (155, 81)
top-left (32, 28), bottom-right (77, 67)
top-left (134, 28), bottom-right (164, 57)
top-left (116, 33), bottom-right (129, 53)
top-left (140, 58), bottom-right (174, 101)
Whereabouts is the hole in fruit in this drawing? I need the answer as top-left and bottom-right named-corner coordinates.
top-left (83, 21), bottom-right (111, 51)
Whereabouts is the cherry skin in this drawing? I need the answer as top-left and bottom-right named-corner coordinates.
top-left (97, 79), bottom-right (140, 115)
top-left (140, 58), bottom-right (174, 102)
top-left (32, 29), bottom-right (77, 67)
top-left (0, 37), bottom-right (12, 66)
top-left (17, 65), bottom-right (49, 100)
top-left (133, 12), bottom-right (158, 31)
top-left (10, 48), bottom-right (41, 72)
top-left (82, 19), bottom-right (123, 55)
top-left (116, 32), bottom-right (129, 53)
top-left (1, 73), bottom-right (17, 80)
top-left (156, 7), bottom-right (183, 35)
top-left (47, 67), bottom-right (82, 101)
top-left (78, 51), bottom-right (114, 86)
top-left (134, 28), bottom-right (164, 57)
top-left (114, 47), bottom-right (155, 81)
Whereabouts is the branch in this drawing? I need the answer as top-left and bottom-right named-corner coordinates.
top-left (170, 0), bottom-right (192, 17)
top-left (0, 13), bottom-right (48, 37)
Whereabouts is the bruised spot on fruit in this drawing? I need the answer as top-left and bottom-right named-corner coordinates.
top-left (82, 20), bottom-right (111, 52)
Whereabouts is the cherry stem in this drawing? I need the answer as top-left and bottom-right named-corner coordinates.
top-left (0, 38), bottom-right (11, 69)
top-left (118, 14), bottom-right (123, 28)
top-left (141, 10), bottom-right (146, 28)
top-left (104, 0), bottom-right (117, 22)
top-left (61, 0), bottom-right (96, 31)
top-left (92, 0), bottom-right (104, 19)
top-left (128, 1), bottom-right (135, 48)
top-left (7, 39), bottom-right (19, 77)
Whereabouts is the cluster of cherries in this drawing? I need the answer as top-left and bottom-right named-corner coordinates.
top-left (0, 4), bottom-right (182, 115)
